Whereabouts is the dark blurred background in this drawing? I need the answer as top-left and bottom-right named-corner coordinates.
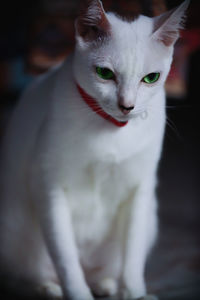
top-left (0, 0), bottom-right (199, 299)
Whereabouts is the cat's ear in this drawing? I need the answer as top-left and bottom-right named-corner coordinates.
top-left (152, 0), bottom-right (190, 47)
top-left (75, 0), bottom-right (111, 46)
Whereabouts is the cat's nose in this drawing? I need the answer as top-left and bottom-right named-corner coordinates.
top-left (119, 104), bottom-right (134, 115)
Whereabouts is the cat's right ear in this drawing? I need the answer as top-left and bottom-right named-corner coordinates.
top-left (152, 0), bottom-right (190, 47)
top-left (75, 0), bottom-right (111, 48)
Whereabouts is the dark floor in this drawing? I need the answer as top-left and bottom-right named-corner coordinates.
top-left (0, 98), bottom-right (199, 300)
top-left (146, 100), bottom-right (200, 300)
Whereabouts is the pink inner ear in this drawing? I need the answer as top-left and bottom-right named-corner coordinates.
top-left (156, 28), bottom-right (180, 47)
top-left (76, 0), bottom-right (111, 41)
top-left (161, 32), bottom-right (179, 47)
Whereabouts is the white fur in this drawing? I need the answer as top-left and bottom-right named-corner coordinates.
top-left (0, 1), bottom-right (189, 299)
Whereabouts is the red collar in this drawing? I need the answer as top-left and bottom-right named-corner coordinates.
top-left (76, 83), bottom-right (128, 127)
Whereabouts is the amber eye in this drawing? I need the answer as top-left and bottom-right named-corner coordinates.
top-left (142, 72), bottom-right (160, 84)
top-left (96, 67), bottom-right (115, 80)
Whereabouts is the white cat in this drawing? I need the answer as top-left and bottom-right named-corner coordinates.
top-left (0, 1), bottom-right (189, 299)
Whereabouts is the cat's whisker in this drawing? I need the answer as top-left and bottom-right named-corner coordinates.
top-left (166, 103), bottom-right (192, 110)
top-left (166, 105), bottom-right (178, 110)
top-left (166, 116), bottom-right (183, 141)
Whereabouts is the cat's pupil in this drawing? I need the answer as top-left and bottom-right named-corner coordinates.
top-left (102, 69), bottom-right (110, 76)
top-left (148, 73), bottom-right (157, 80)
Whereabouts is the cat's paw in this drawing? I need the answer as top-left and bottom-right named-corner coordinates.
top-left (37, 282), bottom-right (63, 299)
top-left (136, 295), bottom-right (158, 300)
top-left (63, 286), bottom-right (94, 300)
top-left (118, 280), bottom-right (146, 300)
top-left (119, 287), bottom-right (135, 300)
top-left (92, 277), bottom-right (118, 297)
top-left (119, 290), bottom-right (158, 300)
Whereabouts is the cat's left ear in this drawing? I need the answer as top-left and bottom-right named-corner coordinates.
top-left (75, 0), bottom-right (111, 47)
top-left (152, 0), bottom-right (190, 47)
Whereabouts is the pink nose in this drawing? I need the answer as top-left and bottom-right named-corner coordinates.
top-left (119, 104), bottom-right (134, 115)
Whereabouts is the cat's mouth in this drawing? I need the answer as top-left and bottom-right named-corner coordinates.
top-left (112, 109), bottom-right (148, 122)
top-left (95, 104), bottom-right (131, 126)
top-left (100, 102), bottom-right (134, 122)
top-left (99, 104), bottom-right (134, 123)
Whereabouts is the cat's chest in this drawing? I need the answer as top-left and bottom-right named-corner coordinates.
top-left (58, 115), bottom-right (150, 169)
top-left (63, 158), bottom-right (134, 247)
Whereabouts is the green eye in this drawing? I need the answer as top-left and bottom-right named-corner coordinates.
top-left (142, 72), bottom-right (160, 84)
top-left (96, 67), bottom-right (115, 80)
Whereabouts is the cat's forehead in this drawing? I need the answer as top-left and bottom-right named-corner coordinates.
top-left (107, 13), bottom-right (154, 45)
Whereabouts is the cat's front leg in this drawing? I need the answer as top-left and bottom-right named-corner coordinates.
top-left (119, 182), bottom-right (158, 300)
top-left (32, 185), bottom-right (94, 300)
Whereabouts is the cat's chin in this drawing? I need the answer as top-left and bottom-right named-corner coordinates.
top-left (113, 114), bottom-right (134, 122)
top-left (101, 108), bottom-right (132, 122)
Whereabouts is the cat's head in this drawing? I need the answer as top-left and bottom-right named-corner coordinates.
top-left (73, 0), bottom-right (189, 122)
